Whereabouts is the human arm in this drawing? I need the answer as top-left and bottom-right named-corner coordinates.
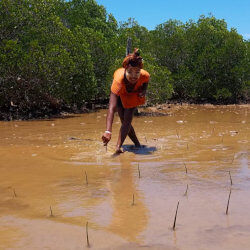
top-left (138, 82), bottom-right (148, 97)
top-left (102, 92), bottom-right (118, 145)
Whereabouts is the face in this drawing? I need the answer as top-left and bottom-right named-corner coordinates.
top-left (125, 66), bottom-right (141, 84)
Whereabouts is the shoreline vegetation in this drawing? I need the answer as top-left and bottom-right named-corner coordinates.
top-left (0, 0), bottom-right (249, 121)
top-left (1, 101), bottom-right (249, 121)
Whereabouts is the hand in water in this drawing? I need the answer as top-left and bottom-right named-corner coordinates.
top-left (102, 132), bottom-right (111, 146)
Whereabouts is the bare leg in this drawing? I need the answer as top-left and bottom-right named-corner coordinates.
top-left (116, 108), bottom-right (140, 152)
top-left (117, 106), bottom-right (140, 147)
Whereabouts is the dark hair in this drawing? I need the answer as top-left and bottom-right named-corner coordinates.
top-left (122, 48), bottom-right (143, 68)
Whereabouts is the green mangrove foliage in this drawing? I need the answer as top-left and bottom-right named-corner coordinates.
top-left (0, 0), bottom-right (249, 120)
top-left (151, 16), bottom-right (249, 102)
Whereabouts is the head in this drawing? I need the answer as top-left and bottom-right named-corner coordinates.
top-left (123, 48), bottom-right (143, 84)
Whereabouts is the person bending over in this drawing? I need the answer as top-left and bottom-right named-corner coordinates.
top-left (102, 48), bottom-right (150, 154)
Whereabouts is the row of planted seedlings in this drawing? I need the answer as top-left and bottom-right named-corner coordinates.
top-left (83, 158), bottom-right (234, 247)
top-left (83, 123), bottom-right (238, 246)
top-left (9, 131), bottom-right (238, 248)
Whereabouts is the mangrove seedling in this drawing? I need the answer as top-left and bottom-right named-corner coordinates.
top-left (138, 163), bottom-right (141, 178)
top-left (132, 194), bottom-right (135, 206)
top-left (184, 163), bottom-right (187, 174)
top-left (176, 129), bottom-right (179, 139)
top-left (50, 206), bottom-right (54, 217)
top-left (86, 221), bottom-right (90, 247)
top-left (229, 171), bottom-right (233, 186)
top-left (13, 188), bottom-right (17, 198)
top-left (231, 154), bottom-right (235, 164)
top-left (173, 201), bottom-right (180, 230)
top-left (184, 184), bottom-right (189, 196)
top-left (226, 189), bottom-right (232, 215)
top-left (85, 171), bottom-right (88, 186)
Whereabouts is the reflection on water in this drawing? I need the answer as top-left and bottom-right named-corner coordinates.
top-left (108, 157), bottom-right (148, 242)
top-left (0, 104), bottom-right (249, 249)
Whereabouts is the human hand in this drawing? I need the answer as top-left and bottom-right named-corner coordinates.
top-left (138, 89), bottom-right (146, 98)
top-left (102, 132), bottom-right (111, 146)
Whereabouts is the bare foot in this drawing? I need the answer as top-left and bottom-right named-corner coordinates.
top-left (112, 148), bottom-right (125, 157)
top-left (115, 148), bottom-right (124, 154)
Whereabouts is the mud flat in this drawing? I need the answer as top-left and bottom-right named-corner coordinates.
top-left (0, 105), bottom-right (249, 249)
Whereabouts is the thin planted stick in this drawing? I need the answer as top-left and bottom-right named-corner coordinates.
top-left (176, 129), bottom-right (179, 139)
top-left (229, 171), bottom-right (233, 186)
top-left (131, 194), bottom-right (135, 206)
top-left (186, 143), bottom-right (189, 150)
top-left (226, 189), bottom-right (232, 215)
top-left (13, 188), bottom-right (17, 198)
top-left (221, 135), bottom-right (224, 143)
top-left (231, 154), bottom-right (235, 163)
top-left (184, 163), bottom-right (187, 174)
top-left (173, 201), bottom-right (180, 230)
top-left (86, 221), bottom-right (90, 247)
top-left (184, 184), bottom-right (189, 196)
top-left (50, 206), bottom-right (54, 217)
top-left (138, 163), bottom-right (141, 178)
top-left (85, 171), bottom-right (88, 185)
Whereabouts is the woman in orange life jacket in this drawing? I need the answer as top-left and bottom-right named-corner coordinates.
top-left (102, 48), bottom-right (150, 154)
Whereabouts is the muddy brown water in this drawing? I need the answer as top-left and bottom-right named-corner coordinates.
top-left (0, 104), bottom-right (249, 250)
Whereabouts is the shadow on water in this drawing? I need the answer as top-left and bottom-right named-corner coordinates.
top-left (122, 144), bottom-right (157, 155)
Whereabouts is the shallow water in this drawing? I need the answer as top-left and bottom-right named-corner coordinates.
top-left (0, 104), bottom-right (249, 250)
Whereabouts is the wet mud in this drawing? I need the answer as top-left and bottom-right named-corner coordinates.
top-left (0, 104), bottom-right (249, 249)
